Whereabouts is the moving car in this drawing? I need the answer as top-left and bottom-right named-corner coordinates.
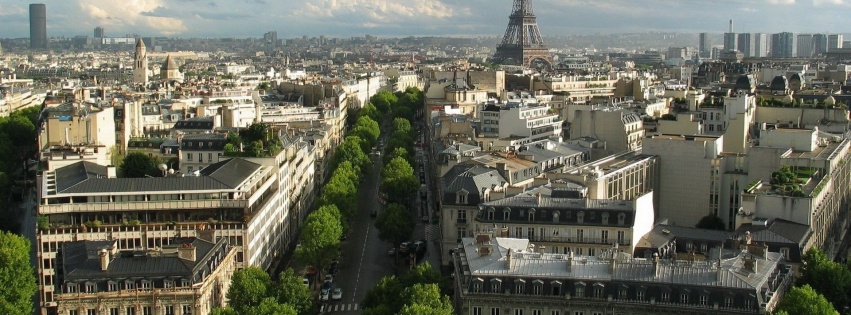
top-left (331, 288), bottom-right (343, 300)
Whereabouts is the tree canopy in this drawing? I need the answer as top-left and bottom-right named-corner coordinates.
top-left (226, 267), bottom-right (273, 314)
top-left (216, 267), bottom-right (315, 315)
top-left (334, 136), bottom-right (370, 170)
top-left (295, 205), bottom-right (343, 281)
top-left (695, 214), bottom-right (726, 230)
top-left (775, 285), bottom-right (839, 315)
top-left (370, 91), bottom-right (398, 114)
top-left (362, 263), bottom-right (450, 315)
top-left (359, 103), bottom-right (382, 124)
top-left (381, 157), bottom-right (418, 202)
top-left (0, 232), bottom-right (37, 315)
top-left (376, 203), bottom-right (414, 248)
top-left (119, 152), bottom-right (162, 178)
top-left (798, 248), bottom-right (851, 312)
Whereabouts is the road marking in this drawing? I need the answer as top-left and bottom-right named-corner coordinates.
top-left (352, 223), bottom-right (369, 301)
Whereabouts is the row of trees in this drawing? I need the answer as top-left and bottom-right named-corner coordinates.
top-left (362, 263), bottom-right (452, 315)
top-left (774, 248), bottom-right (851, 315)
top-left (0, 107), bottom-right (41, 232)
top-left (212, 267), bottom-right (315, 315)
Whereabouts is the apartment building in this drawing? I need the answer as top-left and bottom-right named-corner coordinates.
top-left (36, 157), bottom-right (287, 314)
top-left (566, 105), bottom-right (645, 156)
top-left (555, 150), bottom-right (658, 201)
top-left (453, 235), bottom-right (792, 315)
top-left (535, 75), bottom-right (618, 103)
top-left (472, 185), bottom-right (655, 258)
top-left (54, 236), bottom-right (236, 315)
top-left (179, 133), bottom-right (227, 173)
top-left (477, 101), bottom-right (562, 150)
top-left (39, 102), bottom-right (116, 154)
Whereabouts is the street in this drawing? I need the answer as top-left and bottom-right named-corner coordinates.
top-left (318, 118), bottom-right (441, 314)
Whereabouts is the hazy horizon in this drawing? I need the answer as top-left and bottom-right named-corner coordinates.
top-left (1, 0), bottom-right (850, 39)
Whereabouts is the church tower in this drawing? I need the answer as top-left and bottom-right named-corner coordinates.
top-left (133, 38), bottom-right (149, 85)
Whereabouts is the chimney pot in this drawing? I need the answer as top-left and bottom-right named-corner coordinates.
top-left (99, 248), bottom-right (110, 271)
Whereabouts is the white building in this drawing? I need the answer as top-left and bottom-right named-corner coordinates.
top-left (478, 101), bottom-right (562, 151)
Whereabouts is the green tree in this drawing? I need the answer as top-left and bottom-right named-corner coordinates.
top-left (399, 284), bottom-right (453, 315)
top-left (695, 214), bottom-right (726, 230)
top-left (400, 263), bottom-right (445, 293)
top-left (250, 298), bottom-right (297, 315)
top-left (359, 103), bottom-right (382, 123)
top-left (227, 267), bottom-right (272, 314)
top-left (799, 248), bottom-right (851, 312)
top-left (210, 307), bottom-right (238, 315)
top-left (119, 152), bottom-right (162, 178)
top-left (352, 116), bottom-right (381, 148)
top-left (334, 136), bottom-right (370, 170)
top-left (0, 232), bottom-right (37, 315)
top-left (370, 91), bottom-right (398, 114)
top-left (392, 118), bottom-right (412, 135)
top-left (274, 268), bottom-right (315, 315)
top-left (320, 177), bottom-right (358, 220)
top-left (1, 114), bottom-right (36, 148)
top-left (376, 203), bottom-right (414, 251)
top-left (385, 147), bottom-right (411, 165)
top-left (381, 157), bottom-right (418, 202)
top-left (362, 276), bottom-right (404, 315)
top-left (295, 206), bottom-right (343, 285)
top-left (775, 285), bottom-right (839, 315)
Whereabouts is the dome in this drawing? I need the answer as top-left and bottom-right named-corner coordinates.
top-left (782, 94), bottom-right (794, 104)
top-left (825, 95), bottom-right (836, 105)
top-left (162, 55), bottom-right (178, 71)
top-left (770, 76), bottom-right (788, 91)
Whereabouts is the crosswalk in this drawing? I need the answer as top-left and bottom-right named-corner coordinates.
top-left (425, 225), bottom-right (440, 241)
top-left (321, 303), bottom-right (359, 313)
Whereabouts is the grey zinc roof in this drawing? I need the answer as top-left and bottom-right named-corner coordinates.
top-left (441, 164), bottom-right (506, 205)
top-left (462, 237), bottom-right (784, 290)
top-left (736, 219), bottom-right (811, 245)
top-left (54, 159), bottom-right (261, 194)
top-left (61, 238), bottom-right (217, 282)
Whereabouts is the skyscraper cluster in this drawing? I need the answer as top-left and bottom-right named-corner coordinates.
top-left (706, 19), bottom-right (843, 58)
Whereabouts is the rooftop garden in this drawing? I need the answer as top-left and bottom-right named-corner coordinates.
top-left (223, 123), bottom-right (283, 158)
top-left (769, 166), bottom-right (819, 197)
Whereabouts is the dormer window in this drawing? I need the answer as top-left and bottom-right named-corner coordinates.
top-left (456, 190), bottom-right (469, 204)
top-left (140, 280), bottom-right (151, 289)
top-left (503, 210), bottom-right (510, 221)
top-left (473, 278), bottom-right (483, 293)
top-left (618, 213), bottom-right (626, 225)
top-left (552, 211), bottom-right (560, 223)
top-left (487, 208), bottom-right (495, 221)
top-left (66, 283), bottom-right (78, 293)
top-left (528, 209), bottom-right (536, 221)
top-left (124, 280), bottom-right (135, 290)
top-left (490, 278), bottom-right (502, 293)
top-left (85, 282), bottom-right (96, 293)
top-left (601, 212), bottom-right (609, 224)
top-left (514, 279), bottom-right (526, 294)
top-left (577, 211), bottom-right (585, 224)
top-left (107, 281), bottom-right (118, 292)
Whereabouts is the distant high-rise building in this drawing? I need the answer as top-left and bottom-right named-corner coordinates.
top-left (813, 34), bottom-right (828, 56)
top-left (698, 33), bottom-right (711, 58)
top-left (754, 33), bottom-right (768, 57)
top-left (667, 47), bottom-right (688, 60)
top-left (263, 31), bottom-right (277, 45)
top-left (29, 4), bottom-right (47, 49)
top-left (771, 32), bottom-right (796, 58)
top-left (797, 34), bottom-right (814, 58)
top-left (828, 34), bottom-right (844, 51)
top-left (133, 38), bottom-right (149, 85)
top-left (737, 33), bottom-right (753, 57)
top-left (723, 19), bottom-right (736, 51)
top-left (141, 37), bottom-right (155, 51)
top-left (723, 33), bottom-right (737, 51)
top-left (94, 26), bottom-right (104, 39)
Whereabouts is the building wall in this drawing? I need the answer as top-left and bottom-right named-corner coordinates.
top-left (643, 135), bottom-right (722, 227)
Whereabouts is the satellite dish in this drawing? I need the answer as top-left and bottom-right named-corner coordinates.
top-left (158, 164), bottom-right (168, 171)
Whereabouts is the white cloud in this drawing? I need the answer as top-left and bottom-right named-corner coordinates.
top-left (77, 0), bottom-right (187, 35)
top-left (299, 0), bottom-right (456, 23)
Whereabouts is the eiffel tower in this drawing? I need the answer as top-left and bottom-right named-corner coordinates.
top-left (492, 0), bottom-right (553, 67)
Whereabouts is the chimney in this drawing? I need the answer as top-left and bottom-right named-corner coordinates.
top-left (536, 192), bottom-right (542, 205)
top-left (506, 248), bottom-right (513, 269)
top-left (743, 254), bottom-right (757, 273)
top-left (178, 243), bottom-right (196, 262)
top-left (99, 248), bottom-right (110, 271)
top-left (744, 231), bottom-right (752, 245)
top-left (106, 165), bottom-right (117, 178)
top-left (566, 251), bottom-right (574, 273)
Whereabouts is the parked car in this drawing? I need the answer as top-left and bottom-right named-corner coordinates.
top-left (302, 277), bottom-right (310, 287)
top-left (413, 240), bottom-right (427, 253)
top-left (329, 260), bottom-right (339, 276)
top-left (324, 274), bottom-right (334, 284)
top-left (399, 241), bottom-right (414, 254)
top-left (331, 288), bottom-right (343, 300)
top-left (387, 248), bottom-right (396, 256)
top-left (421, 215), bottom-right (429, 222)
top-left (320, 282), bottom-right (332, 301)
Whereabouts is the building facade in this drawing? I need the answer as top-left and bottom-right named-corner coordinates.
top-left (453, 236), bottom-right (792, 315)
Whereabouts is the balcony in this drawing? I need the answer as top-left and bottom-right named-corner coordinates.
top-left (39, 199), bottom-right (248, 214)
top-left (527, 235), bottom-right (631, 246)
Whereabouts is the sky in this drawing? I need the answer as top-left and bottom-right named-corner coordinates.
top-left (0, 0), bottom-right (850, 39)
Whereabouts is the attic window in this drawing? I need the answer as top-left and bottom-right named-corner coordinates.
top-left (618, 213), bottom-right (626, 225)
top-left (577, 211), bottom-right (585, 224)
